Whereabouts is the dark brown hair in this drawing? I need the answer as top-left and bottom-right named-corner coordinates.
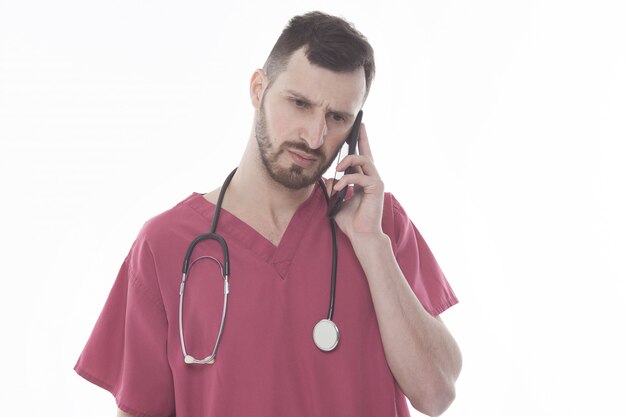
top-left (263, 11), bottom-right (376, 100)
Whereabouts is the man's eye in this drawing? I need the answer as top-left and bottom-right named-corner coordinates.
top-left (331, 113), bottom-right (345, 122)
top-left (293, 99), bottom-right (307, 108)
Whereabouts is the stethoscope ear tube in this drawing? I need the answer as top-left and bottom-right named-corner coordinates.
top-left (182, 233), bottom-right (230, 277)
top-left (182, 167), bottom-right (237, 277)
top-left (179, 169), bottom-right (236, 365)
top-left (179, 233), bottom-right (231, 365)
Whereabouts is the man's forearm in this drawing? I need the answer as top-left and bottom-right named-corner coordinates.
top-left (351, 233), bottom-right (462, 416)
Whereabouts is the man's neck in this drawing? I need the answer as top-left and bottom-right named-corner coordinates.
top-left (204, 143), bottom-right (317, 245)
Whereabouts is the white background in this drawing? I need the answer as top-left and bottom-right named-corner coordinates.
top-left (1, 0), bottom-right (625, 416)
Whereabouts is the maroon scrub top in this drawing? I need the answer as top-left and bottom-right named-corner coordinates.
top-left (75, 187), bottom-right (458, 417)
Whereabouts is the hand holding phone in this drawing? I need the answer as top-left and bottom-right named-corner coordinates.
top-left (327, 110), bottom-right (363, 218)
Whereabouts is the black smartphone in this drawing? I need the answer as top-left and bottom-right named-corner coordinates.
top-left (327, 110), bottom-right (363, 218)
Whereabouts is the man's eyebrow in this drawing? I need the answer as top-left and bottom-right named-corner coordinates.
top-left (284, 89), bottom-right (313, 104)
top-left (283, 89), bottom-right (355, 120)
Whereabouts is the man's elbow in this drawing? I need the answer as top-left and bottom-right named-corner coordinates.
top-left (409, 381), bottom-right (456, 417)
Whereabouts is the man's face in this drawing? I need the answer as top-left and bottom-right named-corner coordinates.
top-left (254, 48), bottom-right (367, 190)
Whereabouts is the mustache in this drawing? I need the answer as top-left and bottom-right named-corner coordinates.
top-left (278, 141), bottom-right (325, 158)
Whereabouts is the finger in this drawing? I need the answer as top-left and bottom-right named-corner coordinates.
top-left (332, 172), bottom-right (382, 195)
top-left (336, 154), bottom-right (379, 178)
top-left (336, 154), bottom-right (361, 175)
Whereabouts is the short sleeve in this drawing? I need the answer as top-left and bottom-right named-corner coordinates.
top-left (74, 232), bottom-right (175, 417)
top-left (382, 193), bottom-right (458, 316)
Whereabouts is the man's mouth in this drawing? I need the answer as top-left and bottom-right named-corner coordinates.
top-left (288, 149), bottom-right (317, 167)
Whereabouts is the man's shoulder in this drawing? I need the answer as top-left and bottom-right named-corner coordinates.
top-left (381, 191), bottom-right (416, 247)
top-left (382, 191), bottom-right (407, 220)
top-left (138, 193), bottom-right (209, 243)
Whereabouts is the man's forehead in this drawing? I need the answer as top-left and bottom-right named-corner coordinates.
top-left (273, 49), bottom-right (366, 111)
top-left (281, 88), bottom-right (356, 119)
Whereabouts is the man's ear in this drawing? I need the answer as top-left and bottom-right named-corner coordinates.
top-left (250, 69), bottom-right (268, 109)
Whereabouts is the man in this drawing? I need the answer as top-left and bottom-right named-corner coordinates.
top-left (76, 11), bottom-right (462, 417)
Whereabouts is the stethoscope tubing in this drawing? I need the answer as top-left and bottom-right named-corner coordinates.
top-left (323, 183), bottom-right (338, 322)
top-left (180, 169), bottom-right (339, 364)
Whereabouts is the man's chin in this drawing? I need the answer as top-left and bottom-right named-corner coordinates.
top-left (270, 165), bottom-right (322, 190)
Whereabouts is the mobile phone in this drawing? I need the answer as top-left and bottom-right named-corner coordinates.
top-left (327, 110), bottom-right (363, 218)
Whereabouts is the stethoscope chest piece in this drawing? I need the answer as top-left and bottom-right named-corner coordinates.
top-left (313, 319), bottom-right (339, 351)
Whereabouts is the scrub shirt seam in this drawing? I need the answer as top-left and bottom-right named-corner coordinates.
top-left (390, 194), bottom-right (460, 316)
top-left (386, 192), bottom-right (399, 256)
top-left (74, 367), bottom-right (167, 417)
top-left (430, 295), bottom-right (459, 316)
top-left (270, 185), bottom-right (325, 278)
top-left (116, 402), bottom-right (169, 417)
top-left (186, 193), bottom-right (277, 263)
top-left (127, 264), bottom-right (167, 318)
top-left (144, 238), bottom-right (169, 321)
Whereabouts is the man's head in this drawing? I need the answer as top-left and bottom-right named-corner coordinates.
top-left (250, 12), bottom-right (375, 190)
top-left (263, 11), bottom-right (375, 102)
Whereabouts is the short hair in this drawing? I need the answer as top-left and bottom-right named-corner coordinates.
top-left (263, 11), bottom-right (376, 101)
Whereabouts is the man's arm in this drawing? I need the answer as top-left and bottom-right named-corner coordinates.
top-left (331, 125), bottom-right (462, 416)
top-left (351, 234), bottom-right (462, 416)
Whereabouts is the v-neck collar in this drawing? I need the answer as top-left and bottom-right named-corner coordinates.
top-left (186, 185), bottom-right (327, 280)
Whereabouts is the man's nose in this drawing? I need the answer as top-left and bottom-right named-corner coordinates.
top-left (301, 114), bottom-right (328, 149)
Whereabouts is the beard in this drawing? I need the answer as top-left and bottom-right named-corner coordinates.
top-left (255, 101), bottom-right (338, 190)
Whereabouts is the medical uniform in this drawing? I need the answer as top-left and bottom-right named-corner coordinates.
top-left (75, 186), bottom-right (457, 417)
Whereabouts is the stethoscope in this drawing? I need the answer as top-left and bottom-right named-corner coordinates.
top-left (179, 167), bottom-right (341, 365)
